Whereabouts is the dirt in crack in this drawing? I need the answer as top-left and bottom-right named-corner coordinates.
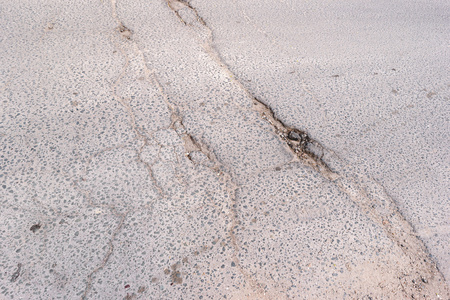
top-left (252, 96), bottom-right (332, 175)
top-left (117, 23), bottom-right (132, 40)
top-left (166, 0), bottom-right (332, 174)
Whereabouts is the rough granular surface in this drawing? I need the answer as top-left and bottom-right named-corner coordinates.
top-left (0, 0), bottom-right (448, 299)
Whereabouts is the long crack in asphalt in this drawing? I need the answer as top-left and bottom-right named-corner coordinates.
top-left (165, 0), bottom-right (449, 296)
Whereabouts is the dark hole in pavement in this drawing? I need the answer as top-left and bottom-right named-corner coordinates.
top-left (30, 223), bottom-right (41, 233)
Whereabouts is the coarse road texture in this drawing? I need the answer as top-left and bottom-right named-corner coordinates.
top-left (0, 0), bottom-right (448, 299)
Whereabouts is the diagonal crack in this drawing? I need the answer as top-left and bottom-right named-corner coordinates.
top-left (165, 0), bottom-right (449, 296)
top-left (167, 0), bottom-right (206, 26)
top-left (165, 0), bottom-right (333, 176)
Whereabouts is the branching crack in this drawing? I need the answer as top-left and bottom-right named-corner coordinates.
top-left (81, 211), bottom-right (128, 299)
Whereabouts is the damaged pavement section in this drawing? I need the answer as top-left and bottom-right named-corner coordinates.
top-left (0, 0), bottom-right (448, 299)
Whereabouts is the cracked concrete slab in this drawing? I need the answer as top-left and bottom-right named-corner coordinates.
top-left (0, 0), bottom-right (449, 299)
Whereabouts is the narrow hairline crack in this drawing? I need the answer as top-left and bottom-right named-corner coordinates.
top-left (81, 211), bottom-right (128, 299)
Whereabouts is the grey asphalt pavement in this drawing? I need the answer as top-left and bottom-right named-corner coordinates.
top-left (0, 0), bottom-right (449, 299)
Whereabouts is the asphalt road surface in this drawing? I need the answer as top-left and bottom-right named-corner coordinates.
top-left (0, 0), bottom-right (449, 299)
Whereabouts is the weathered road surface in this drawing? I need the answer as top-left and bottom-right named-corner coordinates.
top-left (0, 0), bottom-right (448, 299)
